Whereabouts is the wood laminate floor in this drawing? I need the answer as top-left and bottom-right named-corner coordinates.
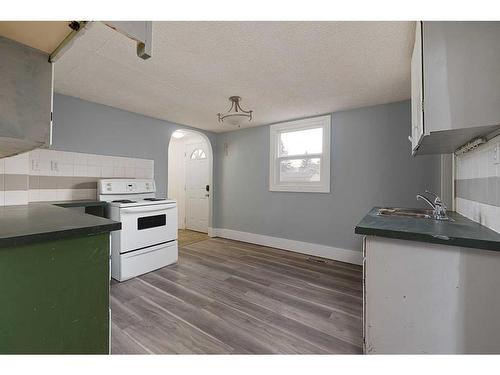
top-left (178, 229), bottom-right (209, 247)
top-left (110, 238), bottom-right (363, 354)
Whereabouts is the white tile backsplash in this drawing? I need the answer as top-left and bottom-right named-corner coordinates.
top-left (72, 189), bottom-right (88, 200)
top-left (113, 157), bottom-right (126, 168)
top-left (4, 153), bottom-right (29, 175)
top-left (113, 166), bottom-right (125, 177)
top-left (29, 189), bottom-right (40, 202)
top-left (485, 204), bottom-right (497, 230)
top-left (73, 152), bottom-right (88, 165)
top-left (4, 190), bottom-right (29, 206)
top-left (74, 164), bottom-right (87, 177)
top-left (87, 154), bottom-right (101, 166)
top-left (101, 155), bottom-right (114, 167)
top-left (87, 165), bottom-right (101, 177)
top-left (59, 151), bottom-right (75, 164)
top-left (478, 149), bottom-right (488, 179)
top-left (38, 189), bottom-right (58, 202)
top-left (101, 166), bottom-right (114, 178)
top-left (56, 189), bottom-right (74, 201)
top-left (88, 189), bottom-right (97, 200)
top-left (38, 160), bottom-right (51, 176)
top-left (125, 166), bottom-right (135, 178)
top-left (29, 150), bottom-right (154, 179)
top-left (456, 135), bottom-right (500, 233)
top-left (1, 149), bottom-right (154, 206)
top-left (497, 206), bottom-right (500, 233)
top-left (57, 163), bottom-right (74, 176)
top-left (458, 198), bottom-right (500, 233)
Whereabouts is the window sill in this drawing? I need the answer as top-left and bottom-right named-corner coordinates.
top-left (269, 184), bottom-right (330, 193)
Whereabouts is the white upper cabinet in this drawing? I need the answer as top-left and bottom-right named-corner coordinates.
top-left (0, 36), bottom-right (53, 159)
top-left (410, 22), bottom-right (424, 153)
top-left (411, 22), bottom-right (500, 155)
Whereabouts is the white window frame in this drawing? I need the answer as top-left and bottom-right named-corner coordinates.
top-left (269, 115), bottom-right (331, 193)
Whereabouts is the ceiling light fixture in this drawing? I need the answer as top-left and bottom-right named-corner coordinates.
top-left (217, 96), bottom-right (253, 127)
top-left (172, 130), bottom-right (185, 139)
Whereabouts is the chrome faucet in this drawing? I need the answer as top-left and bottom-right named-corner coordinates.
top-left (416, 190), bottom-right (448, 220)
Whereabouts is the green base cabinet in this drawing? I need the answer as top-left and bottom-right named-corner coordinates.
top-left (0, 233), bottom-right (109, 354)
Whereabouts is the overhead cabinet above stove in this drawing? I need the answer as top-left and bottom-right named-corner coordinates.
top-left (0, 36), bottom-right (53, 158)
top-left (410, 21), bottom-right (500, 155)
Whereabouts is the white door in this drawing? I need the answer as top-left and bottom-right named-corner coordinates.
top-left (185, 141), bottom-right (209, 233)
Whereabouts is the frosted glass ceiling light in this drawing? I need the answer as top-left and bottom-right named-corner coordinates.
top-left (172, 130), bottom-right (185, 139)
top-left (217, 96), bottom-right (253, 127)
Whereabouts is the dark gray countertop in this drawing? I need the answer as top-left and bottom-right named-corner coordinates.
top-left (0, 202), bottom-right (121, 249)
top-left (355, 207), bottom-right (500, 251)
top-left (49, 200), bottom-right (108, 208)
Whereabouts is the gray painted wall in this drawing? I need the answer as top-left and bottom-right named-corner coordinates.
top-left (53, 95), bottom-right (442, 253)
top-left (52, 94), bottom-right (216, 197)
top-left (214, 101), bottom-right (442, 252)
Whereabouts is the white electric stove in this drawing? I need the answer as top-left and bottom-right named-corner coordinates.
top-left (98, 179), bottom-right (178, 282)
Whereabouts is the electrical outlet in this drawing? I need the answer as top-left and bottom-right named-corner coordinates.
top-left (50, 160), bottom-right (59, 172)
top-left (492, 142), bottom-right (500, 165)
top-left (31, 159), bottom-right (40, 172)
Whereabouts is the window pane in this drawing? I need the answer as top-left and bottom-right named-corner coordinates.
top-left (279, 158), bottom-right (321, 182)
top-left (190, 148), bottom-right (207, 160)
top-left (279, 127), bottom-right (322, 157)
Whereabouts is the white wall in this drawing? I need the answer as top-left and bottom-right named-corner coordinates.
top-left (168, 137), bottom-right (186, 229)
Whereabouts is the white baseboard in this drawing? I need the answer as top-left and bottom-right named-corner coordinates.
top-left (210, 228), bottom-right (363, 265)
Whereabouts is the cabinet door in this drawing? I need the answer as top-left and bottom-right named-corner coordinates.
top-left (364, 236), bottom-right (462, 354)
top-left (423, 22), bottom-right (500, 132)
top-left (410, 21), bottom-right (424, 153)
top-left (362, 236), bottom-right (367, 354)
top-left (0, 37), bottom-right (53, 158)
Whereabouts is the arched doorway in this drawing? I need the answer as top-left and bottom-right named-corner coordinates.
top-left (167, 129), bottom-right (213, 236)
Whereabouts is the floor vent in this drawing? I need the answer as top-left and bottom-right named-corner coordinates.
top-left (307, 257), bottom-right (327, 264)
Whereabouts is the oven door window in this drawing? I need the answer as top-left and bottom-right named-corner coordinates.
top-left (137, 214), bottom-right (166, 230)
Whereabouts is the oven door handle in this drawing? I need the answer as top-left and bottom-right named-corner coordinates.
top-left (120, 206), bottom-right (174, 214)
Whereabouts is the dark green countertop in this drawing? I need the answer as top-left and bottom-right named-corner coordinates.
top-left (355, 207), bottom-right (500, 252)
top-left (49, 200), bottom-right (108, 208)
top-left (0, 203), bottom-right (121, 249)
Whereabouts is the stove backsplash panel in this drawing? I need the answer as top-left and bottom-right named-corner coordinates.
top-left (0, 149), bottom-right (154, 206)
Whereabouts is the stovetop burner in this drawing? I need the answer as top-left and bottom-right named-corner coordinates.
top-left (143, 198), bottom-right (166, 201)
top-left (112, 199), bottom-right (137, 203)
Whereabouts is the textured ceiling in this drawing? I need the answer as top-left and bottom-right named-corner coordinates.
top-left (54, 21), bottom-right (415, 133)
